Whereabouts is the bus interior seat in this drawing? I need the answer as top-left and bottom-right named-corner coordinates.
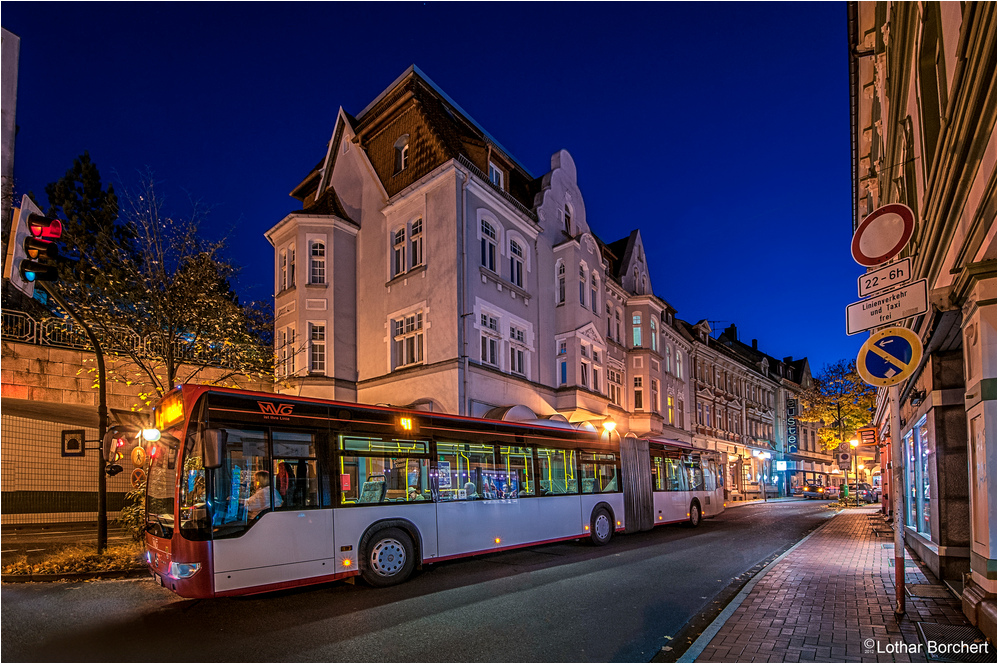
top-left (582, 479), bottom-right (595, 494)
top-left (358, 475), bottom-right (387, 503)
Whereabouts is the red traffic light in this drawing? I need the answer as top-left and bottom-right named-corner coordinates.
top-left (26, 214), bottom-right (62, 239)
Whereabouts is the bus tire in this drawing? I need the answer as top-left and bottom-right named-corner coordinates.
top-left (687, 500), bottom-right (702, 528)
top-left (360, 527), bottom-right (415, 587)
top-left (590, 506), bottom-right (613, 546)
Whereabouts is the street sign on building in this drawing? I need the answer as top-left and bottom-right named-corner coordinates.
top-left (858, 258), bottom-right (912, 297)
top-left (851, 203), bottom-right (915, 267)
top-left (856, 326), bottom-right (924, 387)
top-left (857, 426), bottom-right (878, 446)
top-left (846, 279), bottom-right (928, 335)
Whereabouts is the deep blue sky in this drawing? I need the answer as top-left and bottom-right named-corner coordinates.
top-left (3, 1), bottom-right (863, 373)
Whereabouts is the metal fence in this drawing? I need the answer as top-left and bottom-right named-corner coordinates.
top-left (1, 309), bottom-right (262, 370)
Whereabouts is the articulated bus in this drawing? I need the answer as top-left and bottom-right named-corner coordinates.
top-left (135, 385), bottom-right (724, 598)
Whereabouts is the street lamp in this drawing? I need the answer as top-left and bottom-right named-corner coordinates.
top-left (850, 438), bottom-right (859, 507)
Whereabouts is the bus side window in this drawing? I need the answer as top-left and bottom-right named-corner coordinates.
top-left (436, 442), bottom-right (495, 500)
top-left (651, 455), bottom-right (665, 491)
top-left (537, 448), bottom-right (578, 495)
top-left (499, 445), bottom-right (534, 497)
top-left (211, 428), bottom-right (268, 537)
top-left (272, 431), bottom-right (319, 511)
top-left (581, 453), bottom-right (619, 493)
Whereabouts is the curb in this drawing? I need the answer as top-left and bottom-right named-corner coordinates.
top-left (1, 567), bottom-right (149, 583)
top-left (675, 508), bottom-right (843, 663)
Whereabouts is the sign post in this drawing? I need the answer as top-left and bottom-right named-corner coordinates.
top-left (849, 202), bottom-right (921, 618)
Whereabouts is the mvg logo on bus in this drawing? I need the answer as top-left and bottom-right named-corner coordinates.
top-left (257, 402), bottom-right (294, 420)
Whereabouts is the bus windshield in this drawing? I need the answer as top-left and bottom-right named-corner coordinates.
top-left (145, 390), bottom-right (186, 539)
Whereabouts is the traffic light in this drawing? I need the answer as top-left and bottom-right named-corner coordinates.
top-left (19, 213), bottom-right (63, 284)
top-left (4, 195), bottom-right (64, 297)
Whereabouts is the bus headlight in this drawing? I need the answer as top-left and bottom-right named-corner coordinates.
top-left (168, 562), bottom-right (202, 579)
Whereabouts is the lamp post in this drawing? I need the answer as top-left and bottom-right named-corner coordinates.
top-left (850, 438), bottom-right (859, 508)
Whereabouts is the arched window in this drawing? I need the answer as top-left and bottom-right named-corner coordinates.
top-left (509, 239), bottom-right (524, 287)
top-left (410, 217), bottom-right (423, 268)
top-left (676, 350), bottom-right (683, 380)
top-left (564, 204), bottom-right (573, 235)
top-left (632, 313), bottom-right (642, 348)
top-left (310, 241), bottom-right (326, 284)
top-left (557, 261), bottom-right (566, 304)
top-left (578, 264), bottom-right (586, 305)
top-left (650, 317), bottom-right (658, 352)
top-left (393, 135), bottom-right (410, 173)
top-left (480, 220), bottom-right (497, 272)
top-left (392, 228), bottom-right (406, 277)
top-left (590, 273), bottom-right (598, 313)
top-left (664, 344), bottom-right (672, 373)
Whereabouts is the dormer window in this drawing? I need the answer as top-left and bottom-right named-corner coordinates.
top-left (488, 161), bottom-right (504, 189)
top-left (564, 204), bottom-right (572, 235)
top-left (394, 135), bottom-right (410, 174)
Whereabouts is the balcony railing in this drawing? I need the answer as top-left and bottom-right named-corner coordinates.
top-left (458, 155), bottom-right (538, 223)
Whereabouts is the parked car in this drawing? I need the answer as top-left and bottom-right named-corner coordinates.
top-left (846, 483), bottom-right (876, 503)
top-left (802, 483), bottom-right (831, 499)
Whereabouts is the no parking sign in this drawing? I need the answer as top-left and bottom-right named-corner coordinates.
top-left (856, 327), bottom-right (923, 387)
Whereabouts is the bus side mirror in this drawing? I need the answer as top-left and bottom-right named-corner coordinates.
top-left (203, 428), bottom-right (227, 469)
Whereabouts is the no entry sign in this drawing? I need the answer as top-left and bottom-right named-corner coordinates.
top-left (852, 204), bottom-right (915, 267)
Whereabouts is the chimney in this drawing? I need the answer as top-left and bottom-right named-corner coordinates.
top-left (725, 324), bottom-right (737, 339)
top-left (784, 356), bottom-right (793, 364)
top-left (752, 339), bottom-right (758, 350)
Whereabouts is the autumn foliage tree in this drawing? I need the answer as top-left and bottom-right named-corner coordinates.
top-left (799, 359), bottom-right (877, 452)
top-left (44, 154), bottom-right (273, 406)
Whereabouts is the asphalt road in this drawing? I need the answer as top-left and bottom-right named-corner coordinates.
top-left (1, 500), bottom-right (836, 662)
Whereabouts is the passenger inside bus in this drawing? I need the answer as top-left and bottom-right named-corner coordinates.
top-left (246, 470), bottom-right (282, 519)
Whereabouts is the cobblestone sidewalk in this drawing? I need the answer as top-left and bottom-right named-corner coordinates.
top-left (694, 507), bottom-right (985, 663)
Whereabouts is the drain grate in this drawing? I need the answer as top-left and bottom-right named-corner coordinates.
top-left (906, 585), bottom-right (953, 598)
top-left (887, 557), bottom-right (919, 567)
top-left (916, 622), bottom-right (992, 663)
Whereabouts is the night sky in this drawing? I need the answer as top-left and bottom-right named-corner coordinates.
top-left (3, 2), bottom-right (864, 373)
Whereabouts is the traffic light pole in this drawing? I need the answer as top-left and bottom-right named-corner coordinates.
top-left (39, 282), bottom-right (109, 554)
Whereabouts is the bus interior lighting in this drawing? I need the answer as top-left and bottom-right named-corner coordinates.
top-left (142, 428), bottom-right (162, 442)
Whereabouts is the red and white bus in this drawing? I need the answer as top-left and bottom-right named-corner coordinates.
top-left (132, 385), bottom-right (724, 598)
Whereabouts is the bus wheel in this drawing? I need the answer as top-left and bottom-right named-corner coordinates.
top-left (590, 507), bottom-right (613, 546)
top-left (688, 501), bottom-right (702, 528)
top-left (361, 527), bottom-right (415, 587)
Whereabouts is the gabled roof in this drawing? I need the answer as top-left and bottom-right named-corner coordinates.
top-left (357, 65), bottom-right (534, 179)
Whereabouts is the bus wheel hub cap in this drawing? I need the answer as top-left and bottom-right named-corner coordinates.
top-left (372, 539), bottom-right (405, 576)
top-left (595, 515), bottom-right (610, 539)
